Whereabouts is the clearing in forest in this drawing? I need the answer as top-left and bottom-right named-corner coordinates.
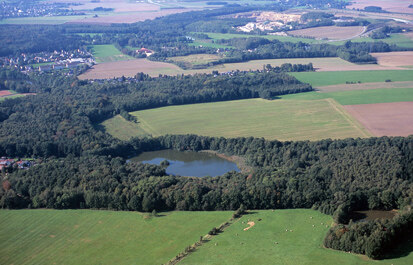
top-left (102, 98), bottom-right (370, 141)
top-left (0, 209), bottom-right (231, 265)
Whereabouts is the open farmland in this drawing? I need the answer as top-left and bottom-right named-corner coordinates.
top-left (371, 52), bottom-right (413, 68)
top-left (167, 54), bottom-right (222, 68)
top-left (345, 102), bottom-right (413, 137)
top-left (0, 209), bottom-right (231, 265)
top-left (280, 87), bottom-right (413, 105)
top-left (288, 26), bottom-right (365, 40)
top-left (80, 57), bottom-right (404, 80)
top-left (90, 45), bottom-right (133, 63)
top-left (346, 0), bottom-right (413, 14)
top-left (180, 209), bottom-right (413, 265)
top-left (204, 32), bottom-right (318, 43)
top-left (316, 81), bottom-right (413, 92)
top-left (78, 58), bottom-right (183, 79)
top-left (102, 98), bottom-right (370, 141)
top-left (291, 70), bottom-right (413, 87)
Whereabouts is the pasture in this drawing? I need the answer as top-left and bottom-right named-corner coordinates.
top-left (101, 98), bottom-right (370, 141)
top-left (167, 54), bottom-right (222, 68)
top-left (180, 209), bottom-right (413, 265)
top-left (90, 45), bottom-right (133, 63)
top-left (204, 32), bottom-right (318, 43)
top-left (280, 87), bottom-right (413, 105)
top-left (0, 209), bottom-right (231, 265)
top-left (288, 26), bottom-right (365, 40)
top-left (290, 70), bottom-right (413, 87)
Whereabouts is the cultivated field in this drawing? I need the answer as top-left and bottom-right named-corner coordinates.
top-left (346, 0), bottom-right (413, 14)
top-left (0, 90), bottom-right (13, 97)
top-left (0, 209), bottom-right (231, 265)
top-left (371, 52), bottom-right (413, 68)
top-left (80, 57), bottom-right (405, 80)
top-left (204, 32), bottom-right (318, 43)
top-left (344, 102), bottom-right (413, 137)
top-left (90, 45), bottom-right (133, 63)
top-left (317, 81), bottom-right (413, 92)
top-left (102, 98), bottom-right (370, 141)
top-left (291, 70), bottom-right (413, 87)
top-left (280, 87), bottom-right (413, 105)
top-left (180, 209), bottom-right (413, 265)
top-left (78, 58), bottom-right (183, 79)
top-left (288, 26), bottom-right (365, 40)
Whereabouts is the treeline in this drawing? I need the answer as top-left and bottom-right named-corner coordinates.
top-left (1, 135), bottom-right (412, 214)
top-left (213, 38), bottom-right (405, 64)
top-left (0, 68), bottom-right (311, 158)
top-left (324, 210), bottom-right (413, 259)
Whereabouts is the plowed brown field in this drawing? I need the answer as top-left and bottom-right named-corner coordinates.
top-left (344, 102), bottom-right (413, 137)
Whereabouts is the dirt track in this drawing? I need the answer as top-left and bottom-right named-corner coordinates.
top-left (344, 102), bottom-right (413, 137)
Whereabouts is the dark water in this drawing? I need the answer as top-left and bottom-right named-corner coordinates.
top-left (352, 210), bottom-right (396, 221)
top-left (131, 149), bottom-right (240, 177)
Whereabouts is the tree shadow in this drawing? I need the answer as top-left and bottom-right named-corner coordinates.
top-left (381, 239), bottom-right (413, 260)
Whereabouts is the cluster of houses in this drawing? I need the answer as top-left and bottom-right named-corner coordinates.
top-left (0, 1), bottom-right (83, 19)
top-left (0, 49), bottom-right (94, 73)
top-left (0, 158), bottom-right (35, 171)
top-left (136, 48), bottom-right (154, 57)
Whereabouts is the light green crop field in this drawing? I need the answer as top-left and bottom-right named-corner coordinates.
top-left (0, 209), bottom-right (231, 265)
top-left (102, 98), bottom-right (370, 141)
top-left (329, 34), bottom-right (413, 48)
top-left (281, 87), bottom-right (413, 105)
top-left (189, 40), bottom-right (234, 49)
top-left (291, 70), bottom-right (413, 87)
top-left (90, 45), bottom-right (134, 63)
top-left (180, 209), bottom-right (413, 265)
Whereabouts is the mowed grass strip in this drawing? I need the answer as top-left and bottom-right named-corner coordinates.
top-left (115, 98), bottom-right (370, 141)
top-left (291, 70), bottom-right (413, 87)
top-left (281, 87), bottom-right (413, 105)
top-left (180, 209), bottom-right (413, 265)
top-left (90, 44), bottom-right (133, 63)
top-left (0, 209), bottom-right (231, 265)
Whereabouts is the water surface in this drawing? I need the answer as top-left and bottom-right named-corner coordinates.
top-left (131, 149), bottom-right (240, 177)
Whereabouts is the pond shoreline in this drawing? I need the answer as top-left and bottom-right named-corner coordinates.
top-left (200, 150), bottom-right (251, 173)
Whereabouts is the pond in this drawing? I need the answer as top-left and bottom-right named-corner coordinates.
top-left (131, 149), bottom-right (240, 177)
top-left (351, 210), bottom-right (396, 222)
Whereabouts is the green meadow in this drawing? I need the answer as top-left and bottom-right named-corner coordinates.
top-left (0, 209), bottom-right (231, 265)
top-left (281, 87), bottom-right (413, 105)
top-left (102, 98), bottom-right (370, 141)
top-left (181, 209), bottom-right (413, 265)
top-left (90, 45), bottom-right (134, 63)
top-left (204, 32), bottom-right (318, 43)
top-left (291, 70), bottom-right (413, 87)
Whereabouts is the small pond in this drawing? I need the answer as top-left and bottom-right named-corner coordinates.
top-left (131, 149), bottom-right (240, 177)
top-left (351, 210), bottom-right (396, 222)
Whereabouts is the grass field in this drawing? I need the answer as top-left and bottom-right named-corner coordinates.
top-left (0, 209), bottom-right (231, 265)
top-left (102, 98), bottom-right (370, 141)
top-left (291, 70), bottom-right (413, 87)
top-left (90, 45), bottom-right (133, 63)
top-left (180, 209), bottom-right (413, 265)
top-left (281, 87), bottom-right (413, 105)
top-left (100, 115), bottom-right (147, 140)
top-left (168, 54), bottom-right (222, 68)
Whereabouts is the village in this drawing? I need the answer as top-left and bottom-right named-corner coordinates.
top-left (0, 1), bottom-right (83, 19)
top-left (0, 157), bottom-right (36, 172)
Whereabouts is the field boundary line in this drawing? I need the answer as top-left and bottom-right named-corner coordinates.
top-left (325, 98), bottom-right (372, 138)
top-left (134, 114), bottom-right (159, 136)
